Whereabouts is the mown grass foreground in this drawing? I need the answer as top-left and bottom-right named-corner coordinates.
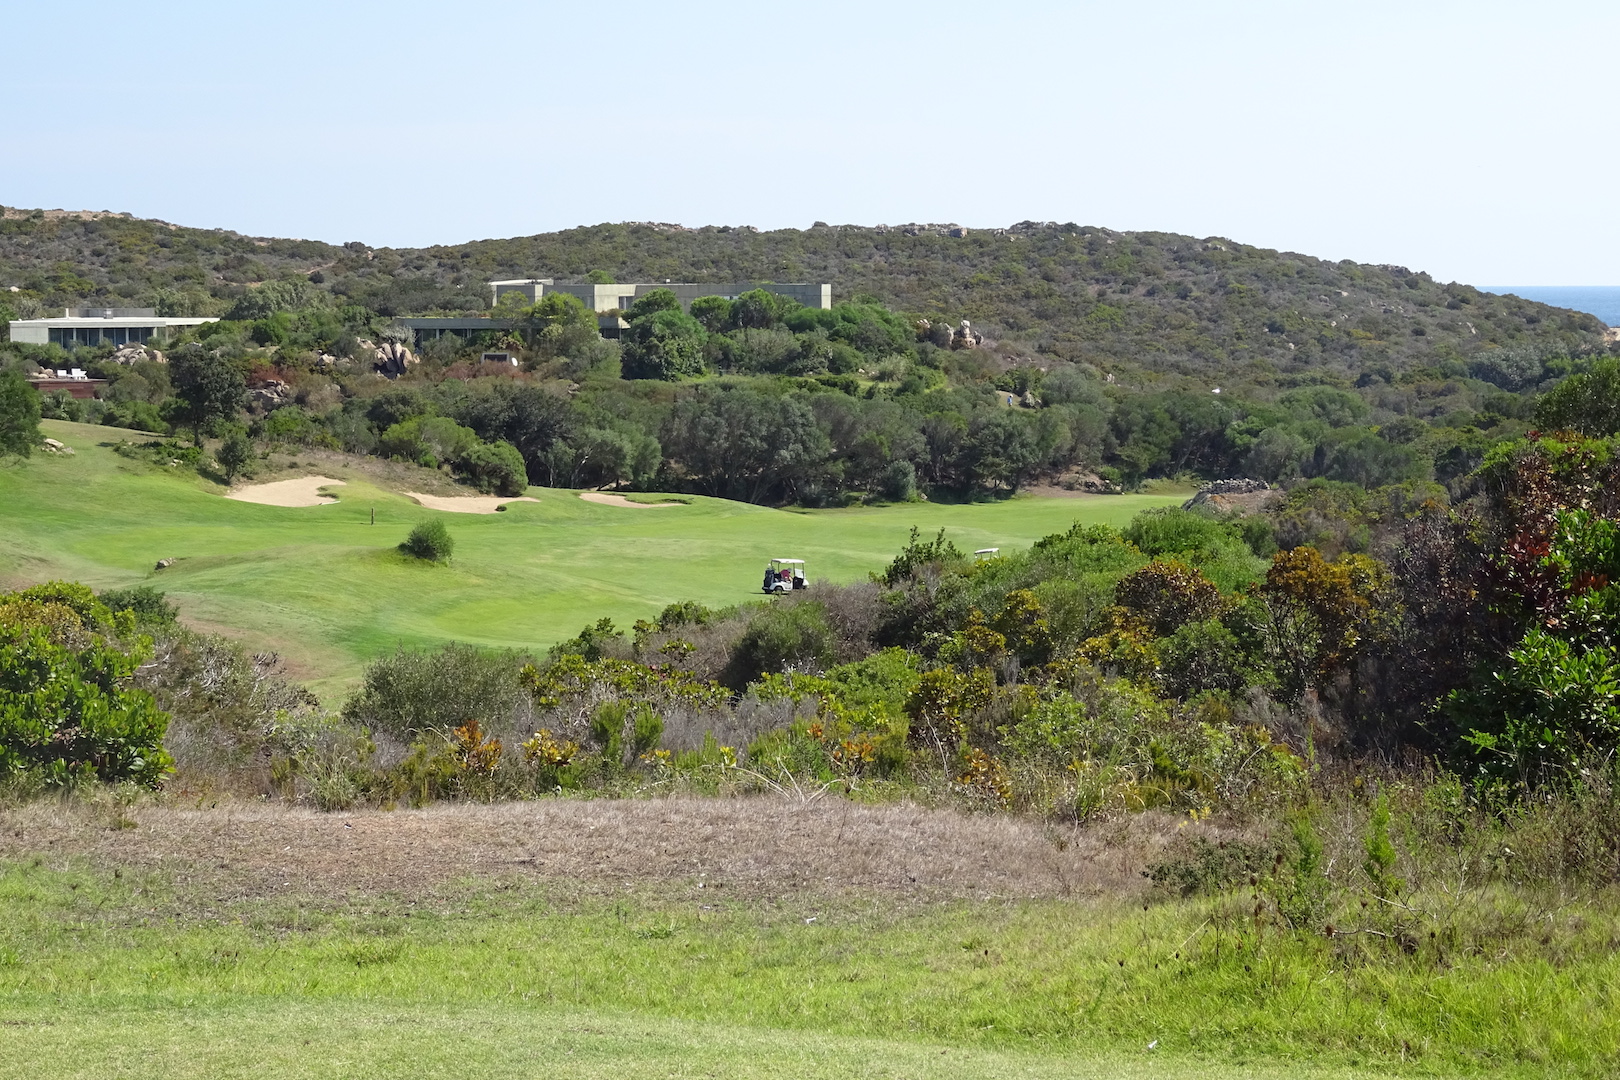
top-left (0, 421), bottom-right (1179, 698)
top-left (0, 844), bottom-right (1614, 1080)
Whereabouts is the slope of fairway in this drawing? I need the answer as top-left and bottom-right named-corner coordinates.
top-left (0, 421), bottom-right (1181, 698)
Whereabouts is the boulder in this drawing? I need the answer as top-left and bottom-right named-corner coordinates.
top-left (949, 319), bottom-right (983, 349)
top-left (373, 341), bottom-right (417, 377)
top-left (154, 558), bottom-right (175, 571)
top-left (916, 318), bottom-right (954, 348)
top-left (1195, 478), bottom-right (1271, 495)
top-left (110, 344), bottom-right (154, 365)
top-left (1183, 479), bottom-right (1282, 515)
top-left (248, 379), bottom-right (291, 409)
top-left (40, 437), bottom-right (74, 455)
top-left (1060, 472), bottom-right (1121, 495)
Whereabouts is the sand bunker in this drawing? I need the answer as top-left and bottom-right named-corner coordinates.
top-left (405, 492), bottom-right (539, 514)
top-left (579, 491), bottom-right (684, 508)
top-left (226, 476), bottom-right (346, 507)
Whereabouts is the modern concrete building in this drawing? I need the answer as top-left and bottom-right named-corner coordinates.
top-left (401, 279), bottom-right (832, 346)
top-left (489, 278), bottom-right (830, 314)
top-left (394, 316), bottom-right (517, 344)
top-left (7, 307), bottom-right (217, 347)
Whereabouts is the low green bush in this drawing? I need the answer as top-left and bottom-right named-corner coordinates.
top-left (98, 586), bottom-right (178, 630)
top-left (723, 602), bottom-right (835, 688)
top-left (341, 642), bottom-right (525, 743)
top-left (1145, 835), bottom-right (1276, 897)
top-left (400, 519), bottom-right (454, 562)
top-left (0, 583), bottom-right (172, 788)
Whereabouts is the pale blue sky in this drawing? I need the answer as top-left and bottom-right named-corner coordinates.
top-left (4, 1), bottom-right (1616, 284)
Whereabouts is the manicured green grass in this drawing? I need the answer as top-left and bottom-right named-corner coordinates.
top-left (0, 421), bottom-right (1181, 698)
top-left (0, 1001), bottom-right (1391, 1080)
top-left (0, 859), bottom-right (1609, 1078)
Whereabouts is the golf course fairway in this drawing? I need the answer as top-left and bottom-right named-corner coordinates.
top-left (0, 421), bottom-right (1182, 699)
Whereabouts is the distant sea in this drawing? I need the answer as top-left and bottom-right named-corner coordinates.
top-left (1480, 286), bottom-right (1620, 327)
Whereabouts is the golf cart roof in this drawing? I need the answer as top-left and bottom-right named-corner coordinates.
top-left (974, 548), bottom-right (1000, 555)
top-left (770, 558), bottom-right (805, 564)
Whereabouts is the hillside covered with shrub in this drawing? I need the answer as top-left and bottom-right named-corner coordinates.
top-left (0, 208), bottom-right (1606, 379)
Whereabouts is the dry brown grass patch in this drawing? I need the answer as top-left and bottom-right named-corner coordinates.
top-left (0, 797), bottom-right (1210, 905)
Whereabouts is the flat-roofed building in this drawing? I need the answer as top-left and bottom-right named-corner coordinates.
top-left (26, 368), bottom-right (107, 400)
top-left (400, 279), bottom-right (835, 346)
top-left (394, 316), bottom-right (516, 343)
top-left (489, 279), bottom-right (830, 315)
top-left (7, 307), bottom-right (217, 347)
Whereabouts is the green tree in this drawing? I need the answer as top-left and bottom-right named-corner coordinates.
top-left (1536, 358), bottom-right (1620, 436)
top-left (341, 642), bottom-right (526, 742)
top-left (378, 415), bottom-right (479, 468)
top-left (660, 389), bottom-right (829, 502)
top-left (963, 411), bottom-right (1041, 492)
top-left (1122, 508), bottom-right (1231, 557)
top-left (621, 309), bottom-right (707, 380)
top-left (526, 292), bottom-right (602, 362)
top-left (0, 369), bottom-right (42, 458)
top-left (457, 439), bottom-right (528, 496)
top-left (216, 425), bottom-right (253, 483)
top-left (688, 295), bottom-right (733, 333)
top-left (625, 289), bottom-right (681, 321)
top-left (722, 602), bottom-right (835, 689)
top-left (729, 288), bottom-right (796, 330)
top-left (491, 290), bottom-right (534, 320)
top-left (169, 346), bottom-right (246, 446)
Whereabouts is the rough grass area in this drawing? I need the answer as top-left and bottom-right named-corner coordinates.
top-left (0, 421), bottom-right (1180, 698)
top-left (0, 799), bottom-right (1615, 1079)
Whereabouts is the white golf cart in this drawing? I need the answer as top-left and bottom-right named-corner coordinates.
top-left (762, 558), bottom-right (807, 594)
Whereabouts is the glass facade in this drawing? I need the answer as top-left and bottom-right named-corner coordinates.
top-left (47, 326), bottom-right (157, 346)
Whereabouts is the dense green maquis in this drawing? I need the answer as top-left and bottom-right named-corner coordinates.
top-left (179, 432), bottom-right (1620, 820)
top-left (0, 212), bottom-right (1604, 370)
top-left (3, 207), bottom-right (1613, 508)
top-left (12, 326), bottom-right (1578, 507)
top-left (14, 431), bottom-right (1607, 825)
top-left (0, 582), bottom-right (172, 787)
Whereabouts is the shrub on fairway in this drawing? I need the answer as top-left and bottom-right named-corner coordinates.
top-left (400, 519), bottom-right (454, 562)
